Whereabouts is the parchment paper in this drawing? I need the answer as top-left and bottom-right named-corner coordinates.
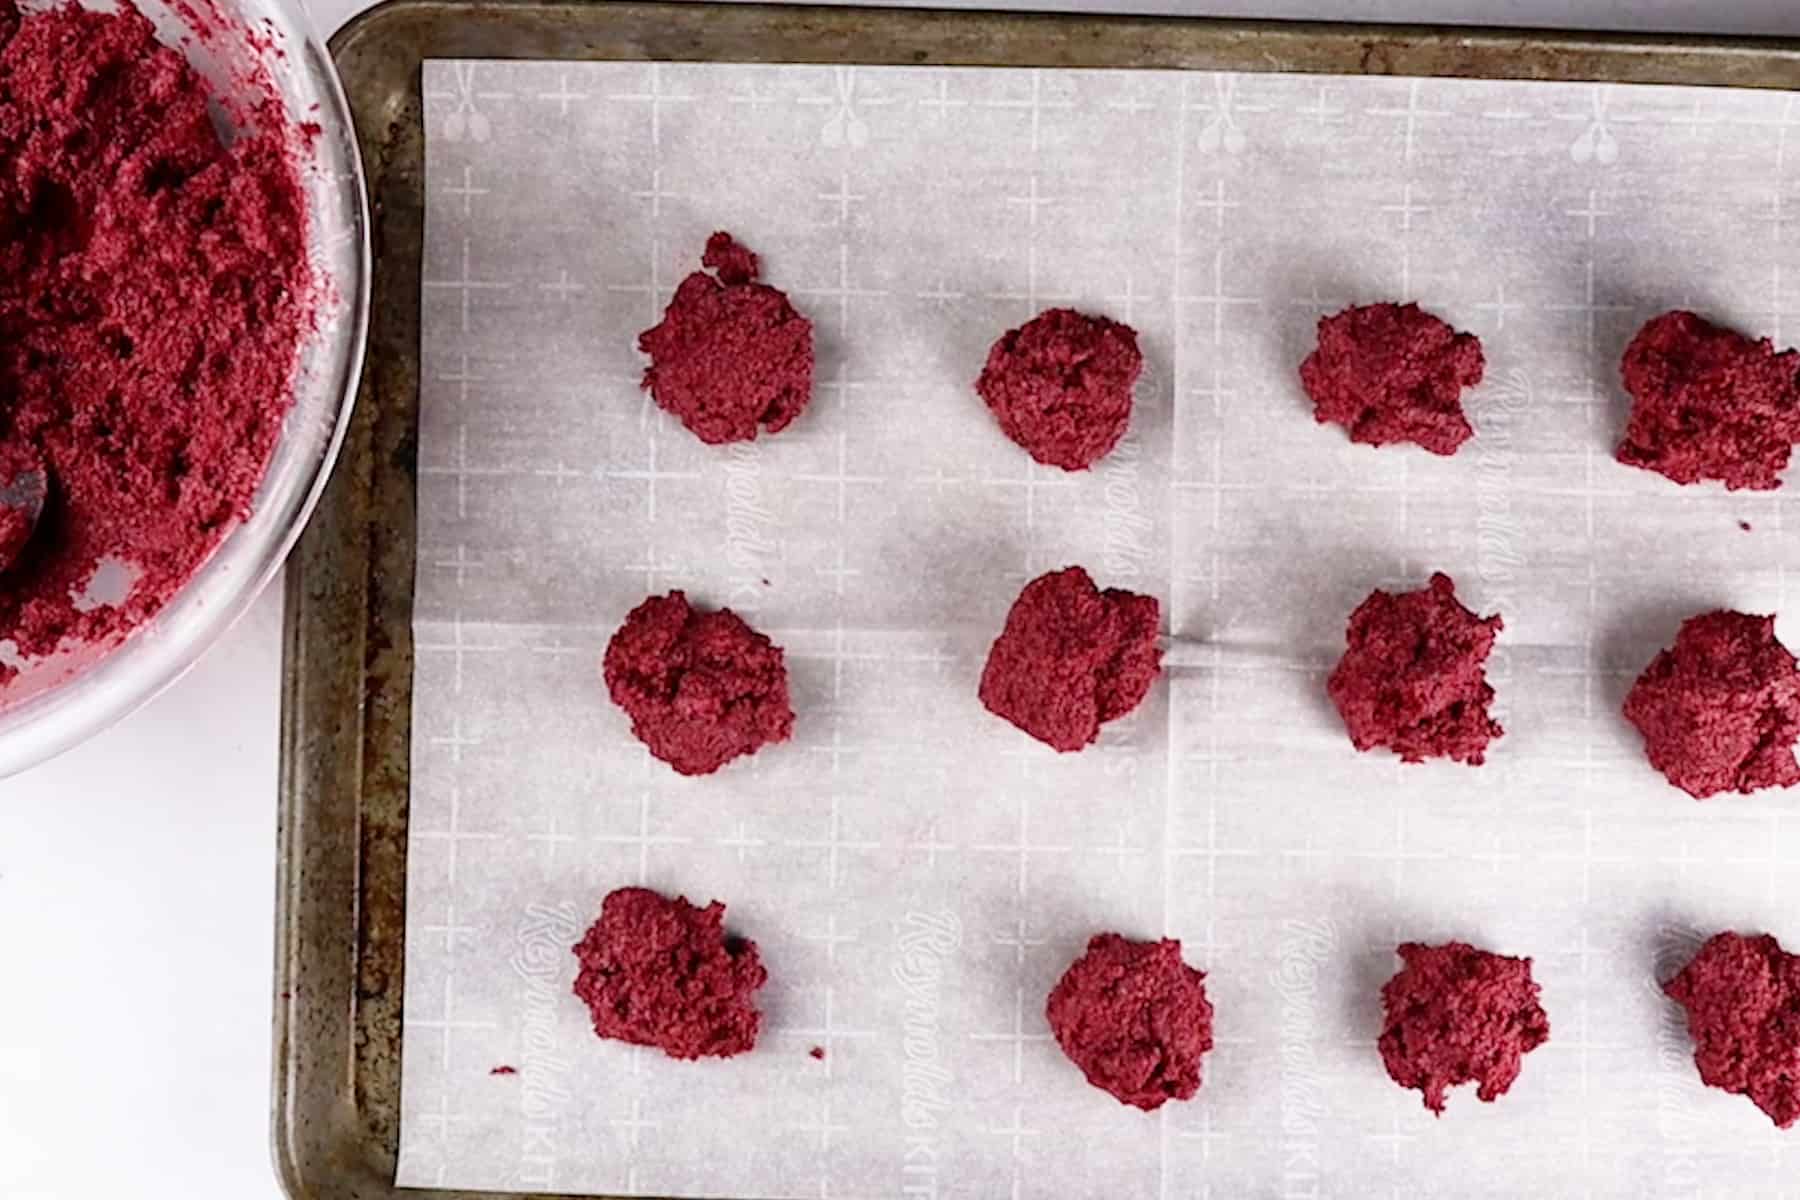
top-left (403, 61), bottom-right (1800, 1198)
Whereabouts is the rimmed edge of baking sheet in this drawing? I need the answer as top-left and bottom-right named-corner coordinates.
top-left (276, 4), bottom-right (1800, 1197)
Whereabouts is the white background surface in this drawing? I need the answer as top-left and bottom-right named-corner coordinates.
top-left (1, 2), bottom-right (1798, 1199)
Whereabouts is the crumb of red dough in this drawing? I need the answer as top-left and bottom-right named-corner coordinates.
top-left (1378, 941), bottom-right (1550, 1115)
top-left (979, 566), bottom-right (1162, 752)
top-left (1741, 520), bottom-right (1755, 532)
top-left (701, 231), bottom-right (759, 286)
top-left (637, 232), bottom-right (814, 445)
top-left (602, 591), bottom-right (794, 776)
top-left (0, 0), bottom-right (312, 672)
top-left (489, 1065), bottom-right (517, 1076)
top-left (1663, 932), bottom-right (1800, 1129)
top-left (1623, 610), bottom-right (1800, 799)
top-left (1300, 302), bottom-right (1485, 456)
top-left (1326, 572), bottom-right (1504, 765)
top-left (976, 308), bottom-right (1143, 471)
top-left (1616, 311), bottom-right (1800, 491)
top-left (808, 1046), bottom-right (825, 1060)
top-left (1045, 933), bottom-right (1213, 1111)
top-left (570, 887), bottom-right (767, 1060)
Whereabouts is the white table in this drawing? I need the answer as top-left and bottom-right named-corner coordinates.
top-left (1, 1), bottom-right (1796, 1197)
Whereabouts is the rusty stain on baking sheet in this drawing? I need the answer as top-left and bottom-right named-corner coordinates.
top-left (275, 3), bottom-right (1800, 1198)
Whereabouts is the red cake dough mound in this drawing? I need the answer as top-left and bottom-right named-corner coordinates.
top-left (1045, 933), bottom-right (1214, 1111)
top-left (975, 308), bottom-right (1143, 471)
top-left (571, 887), bottom-right (768, 1059)
top-left (602, 591), bottom-right (795, 776)
top-left (978, 566), bottom-right (1161, 752)
top-left (1623, 611), bottom-right (1800, 799)
top-left (1616, 311), bottom-right (1800, 491)
top-left (1378, 941), bottom-right (1550, 1115)
top-left (1663, 931), bottom-right (1800, 1129)
top-left (638, 232), bottom-right (814, 445)
top-left (1300, 302), bottom-right (1485, 456)
top-left (1326, 572), bottom-right (1505, 765)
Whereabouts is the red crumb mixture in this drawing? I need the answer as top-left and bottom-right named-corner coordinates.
top-left (1617, 311), bottom-right (1800, 491)
top-left (1301, 302), bottom-right (1485, 456)
top-left (571, 886), bottom-right (768, 1060)
top-left (1378, 941), bottom-right (1550, 1115)
top-left (488, 1065), bottom-right (517, 1076)
top-left (1045, 933), bottom-right (1214, 1111)
top-left (602, 590), bottom-right (795, 776)
top-left (808, 1045), bottom-right (825, 1061)
top-left (1664, 932), bottom-right (1800, 1129)
top-left (638, 232), bottom-right (814, 445)
top-left (975, 307), bottom-right (1143, 471)
top-left (979, 565), bottom-right (1162, 753)
top-left (1327, 572), bottom-right (1505, 765)
top-left (0, 1), bottom-right (311, 681)
top-left (0, 496), bottom-right (28, 569)
top-left (1623, 610), bottom-right (1800, 799)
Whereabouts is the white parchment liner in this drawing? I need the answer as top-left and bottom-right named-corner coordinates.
top-left (402, 61), bottom-right (1800, 1198)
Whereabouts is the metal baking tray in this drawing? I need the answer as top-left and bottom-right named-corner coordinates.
top-left (274, 3), bottom-right (1800, 1196)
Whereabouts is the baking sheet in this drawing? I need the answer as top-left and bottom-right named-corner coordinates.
top-left (403, 60), bottom-right (1800, 1198)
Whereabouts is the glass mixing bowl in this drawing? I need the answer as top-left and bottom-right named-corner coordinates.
top-left (0, 0), bottom-right (370, 779)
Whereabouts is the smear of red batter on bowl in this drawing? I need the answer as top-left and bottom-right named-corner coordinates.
top-left (1623, 610), bottom-right (1800, 799)
top-left (1616, 311), bottom-right (1800, 491)
top-left (1663, 931), bottom-right (1800, 1129)
top-left (1378, 941), bottom-right (1550, 1115)
top-left (0, 505), bottom-right (27, 569)
top-left (571, 886), bottom-right (768, 1060)
top-left (638, 232), bottom-right (814, 445)
top-left (0, 0), bottom-right (312, 684)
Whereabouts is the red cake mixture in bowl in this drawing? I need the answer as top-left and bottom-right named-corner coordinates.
top-left (0, 0), bottom-right (367, 774)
